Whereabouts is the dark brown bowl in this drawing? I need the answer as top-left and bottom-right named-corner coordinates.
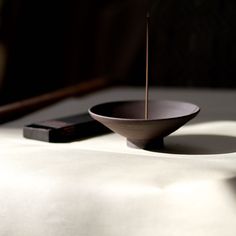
top-left (89, 100), bottom-right (200, 149)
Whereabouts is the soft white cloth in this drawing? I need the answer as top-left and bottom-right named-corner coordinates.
top-left (0, 87), bottom-right (236, 236)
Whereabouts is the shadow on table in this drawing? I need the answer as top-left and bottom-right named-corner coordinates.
top-left (226, 177), bottom-right (236, 197)
top-left (156, 134), bottom-right (236, 155)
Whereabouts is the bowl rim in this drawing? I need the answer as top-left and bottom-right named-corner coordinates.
top-left (88, 100), bottom-right (200, 122)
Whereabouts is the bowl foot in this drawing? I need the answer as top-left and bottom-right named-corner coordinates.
top-left (127, 138), bottom-right (164, 150)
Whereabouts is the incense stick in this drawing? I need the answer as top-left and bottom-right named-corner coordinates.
top-left (145, 12), bottom-right (150, 120)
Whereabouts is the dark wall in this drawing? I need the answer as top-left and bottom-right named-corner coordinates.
top-left (0, 0), bottom-right (64, 104)
top-left (0, 0), bottom-right (235, 104)
top-left (148, 0), bottom-right (236, 88)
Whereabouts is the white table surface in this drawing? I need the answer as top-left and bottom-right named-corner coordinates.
top-left (0, 86), bottom-right (236, 236)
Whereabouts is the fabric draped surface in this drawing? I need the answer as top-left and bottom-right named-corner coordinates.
top-left (0, 87), bottom-right (236, 236)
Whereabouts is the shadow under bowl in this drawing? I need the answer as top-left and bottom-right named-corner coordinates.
top-left (88, 100), bottom-right (200, 149)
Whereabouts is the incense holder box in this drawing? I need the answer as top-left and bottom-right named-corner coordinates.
top-left (23, 113), bottom-right (110, 142)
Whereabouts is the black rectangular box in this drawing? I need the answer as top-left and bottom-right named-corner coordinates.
top-left (23, 113), bottom-right (110, 142)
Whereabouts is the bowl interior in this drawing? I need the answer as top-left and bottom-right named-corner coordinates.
top-left (89, 100), bottom-right (200, 120)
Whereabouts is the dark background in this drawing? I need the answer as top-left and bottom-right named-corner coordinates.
top-left (0, 0), bottom-right (235, 105)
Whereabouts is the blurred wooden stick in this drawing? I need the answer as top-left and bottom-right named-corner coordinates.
top-left (0, 77), bottom-right (110, 123)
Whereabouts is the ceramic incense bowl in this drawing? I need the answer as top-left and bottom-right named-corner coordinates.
top-left (89, 100), bottom-right (200, 149)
